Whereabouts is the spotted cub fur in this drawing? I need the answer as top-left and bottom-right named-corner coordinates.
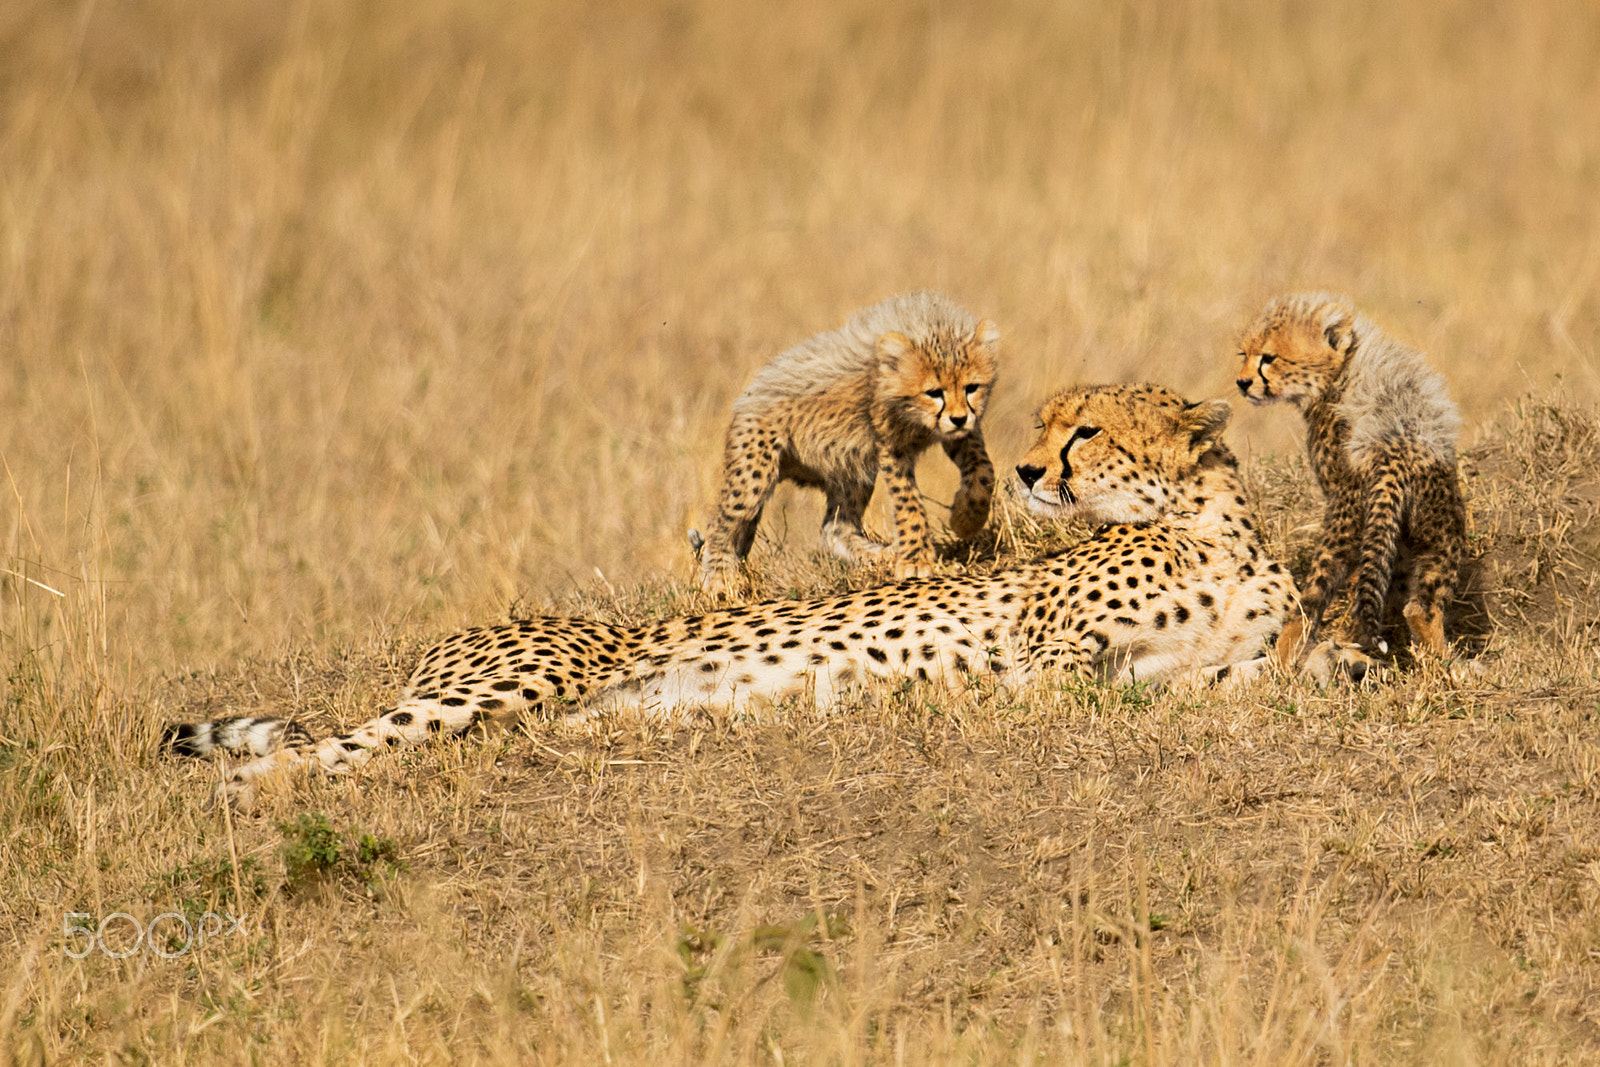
top-left (693, 291), bottom-right (998, 595)
top-left (1235, 292), bottom-right (1466, 657)
top-left (169, 384), bottom-right (1345, 807)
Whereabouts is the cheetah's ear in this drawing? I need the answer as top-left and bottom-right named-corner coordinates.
top-left (1177, 399), bottom-right (1232, 457)
top-left (972, 320), bottom-right (1000, 354)
top-left (1318, 301), bottom-right (1354, 352)
top-left (877, 331), bottom-right (914, 369)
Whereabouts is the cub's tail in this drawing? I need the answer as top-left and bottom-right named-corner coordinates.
top-left (163, 716), bottom-right (314, 759)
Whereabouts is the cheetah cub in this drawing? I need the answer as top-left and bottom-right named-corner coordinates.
top-left (693, 291), bottom-right (999, 595)
top-left (1235, 292), bottom-right (1467, 659)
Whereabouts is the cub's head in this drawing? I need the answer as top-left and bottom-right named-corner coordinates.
top-left (1015, 383), bottom-right (1232, 524)
top-left (1235, 291), bottom-right (1357, 406)
top-left (876, 319), bottom-right (999, 439)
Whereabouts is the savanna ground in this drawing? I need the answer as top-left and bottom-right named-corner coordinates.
top-left (3, 1), bottom-right (1600, 1062)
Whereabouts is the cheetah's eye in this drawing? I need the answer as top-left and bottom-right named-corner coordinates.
top-left (1069, 426), bottom-right (1101, 446)
top-left (964, 383), bottom-right (981, 395)
top-left (924, 388), bottom-right (944, 400)
top-left (1258, 353), bottom-right (1277, 366)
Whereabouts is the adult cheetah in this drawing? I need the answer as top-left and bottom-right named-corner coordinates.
top-left (169, 383), bottom-right (1358, 806)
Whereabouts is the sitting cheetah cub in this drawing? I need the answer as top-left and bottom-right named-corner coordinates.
top-left (693, 291), bottom-right (999, 595)
top-left (170, 383), bottom-right (1365, 808)
top-left (1234, 292), bottom-right (1467, 659)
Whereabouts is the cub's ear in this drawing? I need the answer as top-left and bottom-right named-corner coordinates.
top-left (877, 331), bottom-right (914, 368)
top-left (1178, 399), bottom-right (1232, 455)
top-left (971, 320), bottom-right (1000, 355)
top-left (1317, 300), bottom-right (1354, 352)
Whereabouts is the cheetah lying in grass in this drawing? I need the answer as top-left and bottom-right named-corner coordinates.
top-left (168, 383), bottom-right (1365, 806)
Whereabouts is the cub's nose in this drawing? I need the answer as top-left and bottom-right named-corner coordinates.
top-left (1016, 464), bottom-right (1044, 489)
top-left (947, 413), bottom-right (967, 429)
top-left (1235, 378), bottom-right (1254, 396)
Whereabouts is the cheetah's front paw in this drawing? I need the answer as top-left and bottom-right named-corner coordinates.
top-left (1303, 640), bottom-right (1373, 685)
top-left (210, 772), bottom-right (259, 812)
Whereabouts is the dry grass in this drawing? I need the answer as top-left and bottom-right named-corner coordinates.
top-left (3, 0), bottom-right (1600, 1061)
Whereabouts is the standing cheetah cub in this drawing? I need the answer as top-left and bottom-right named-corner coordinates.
top-left (1234, 292), bottom-right (1466, 658)
top-left (693, 291), bottom-right (999, 595)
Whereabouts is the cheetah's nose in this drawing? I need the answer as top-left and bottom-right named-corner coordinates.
top-left (1235, 378), bottom-right (1254, 396)
top-left (1016, 464), bottom-right (1044, 489)
top-left (948, 413), bottom-right (967, 429)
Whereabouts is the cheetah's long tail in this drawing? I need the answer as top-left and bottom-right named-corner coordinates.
top-left (163, 716), bottom-right (314, 759)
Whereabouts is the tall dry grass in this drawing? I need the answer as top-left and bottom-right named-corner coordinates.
top-left (3, 0), bottom-right (1599, 1062)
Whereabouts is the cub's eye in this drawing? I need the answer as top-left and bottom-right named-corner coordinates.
top-left (964, 383), bottom-right (981, 395)
top-left (1258, 353), bottom-right (1277, 366)
top-left (924, 388), bottom-right (944, 400)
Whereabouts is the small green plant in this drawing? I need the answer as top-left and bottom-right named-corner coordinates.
top-left (280, 813), bottom-right (342, 888)
top-left (278, 815), bottom-right (406, 894)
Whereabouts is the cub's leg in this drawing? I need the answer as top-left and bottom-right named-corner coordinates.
top-left (820, 476), bottom-right (887, 562)
top-left (1275, 495), bottom-right (1361, 663)
top-left (699, 414), bottom-right (784, 596)
top-left (1346, 458), bottom-right (1408, 651)
top-left (1401, 470), bottom-right (1465, 656)
top-left (942, 429), bottom-right (995, 540)
top-left (879, 447), bottom-right (934, 578)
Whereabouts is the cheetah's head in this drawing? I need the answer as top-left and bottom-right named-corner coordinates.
top-left (1235, 291), bottom-right (1357, 407)
top-left (876, 320), bottom-right (999, 439)
top-left (1015, 384), bottom-right (1232, 524)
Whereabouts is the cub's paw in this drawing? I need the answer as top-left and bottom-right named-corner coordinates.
top-left (948, 489), bottom-right (992, 541)
top-left (891, 555), bottom-right (935, 581)
top-left (1401, 600), bottom-right (1449, 657)
top-left (698, 565), bottom-right (748, 601)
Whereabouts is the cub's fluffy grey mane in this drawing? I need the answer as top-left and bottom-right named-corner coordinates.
top-left (734, 290), bottom-right (982, 410)
top-left (1334, 306), bottom-right (1461, 468)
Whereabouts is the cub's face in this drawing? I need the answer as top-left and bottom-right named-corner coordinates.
top-left (876, 321), bottom-right (999, 439)
top-left (1015, 384), bottom-right (1229, 525)
top-left (1235, 295), bottom-right (1353, 406)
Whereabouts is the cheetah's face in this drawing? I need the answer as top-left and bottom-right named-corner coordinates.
top-left (1235, 294), bottom-right (1355, 406)
top-left (1015, 385), bottom-right (1229, 525)
top-left (877, 321), bottom-right (999, 439)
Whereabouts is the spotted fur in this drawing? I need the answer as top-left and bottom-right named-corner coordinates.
top-left (693, 291), bottom-right (999, 596)
top-left (169, 384), bottom-right (1364, 807)
top-left (1234, 292), bottom-right (1467, 656)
